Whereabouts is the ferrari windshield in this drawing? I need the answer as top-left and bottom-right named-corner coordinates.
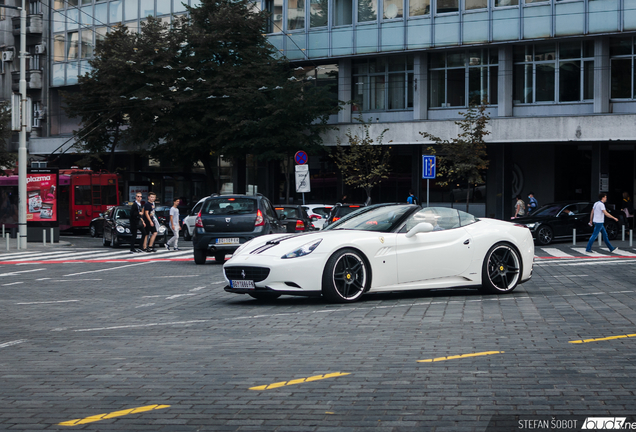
top-left (324, 205), bottom-right (415, 232)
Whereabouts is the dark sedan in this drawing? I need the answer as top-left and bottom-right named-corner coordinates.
top-left (515, 201), bottom-right (621, 245)
top-left (101, 205), bottom-right (169, 247)
top-left (274, 205), bottom-right (314, 233)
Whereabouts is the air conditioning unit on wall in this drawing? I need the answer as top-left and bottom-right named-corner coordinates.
top-left (35, 44), bottom-right (46, 54)
top-left (2, 51), bottom-right (14, 62)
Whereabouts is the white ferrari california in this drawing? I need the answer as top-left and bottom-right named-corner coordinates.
top-left (223, 204), bottom-right (534, 303)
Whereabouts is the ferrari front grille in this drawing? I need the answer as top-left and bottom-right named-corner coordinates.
top-left (224, 266), bottom-right (270, 282)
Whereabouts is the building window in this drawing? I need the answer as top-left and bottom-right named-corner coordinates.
top-left (288, 0), bottom-right (304, 29)
top-left (429, 49), bottom-right (498, 108)
top-left (436, 0), bottom-right (458, 13)
top-left (495, 0), bottom-right (518, 5)
top-left (53, 34), bottom-right (65, 62)
top-left (353, 55), bottom-right (414, 111)
top-left (265, 0), bottom-right (283, 32)
top-left (513, 41), bottom-right (593, 104)
top-left (609, 37), bottom-right (636, 99)
top-left (333, 0), bottom-right (352, 24)
top-left (67, 32), bottom-right (80, 60)
top-left (409, 0), bottom-right (430, 15)
top-left (358, 0), bottom-right (377, 22)
top-left (81, 30), bottom-right (94, 58)
top-left (465, 0), bottom-right (487, 10)
top-left (383, 0), bottom-right (403, 19)
top-left (310, 0), bottom-right (328, 26)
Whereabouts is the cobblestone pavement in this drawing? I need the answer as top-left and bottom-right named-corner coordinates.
top-left (1, 239), bottom-right (635, 431)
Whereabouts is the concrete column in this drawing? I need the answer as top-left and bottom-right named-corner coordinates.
top-left (487, 143), bottom-right (513, 220)
top-left (413, 53), bottom-right (428, 120)
top-left (498, 46), bottom-right (513, 117)
top-left (590, 142), bottom-right (609, 200)
top-left (594, 37), bottom-right (610, 114)
top-left (338, 58), bottom-right (352, 124)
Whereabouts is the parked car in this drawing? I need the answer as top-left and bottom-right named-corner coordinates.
top-left (302, 204), bottom-right (333, 230)
top-left (515, 201), bottom-right (622, 245)
top-left (223, 204), bottom-right (534, 302)
top-left (101, 205), bottom-right (169, 248)
top-left (274, 205), bottom-right (314, 233)
top-left (323, 203), bottom-right (365, 228)
top-left (89, 213), bottom-right (106, 238)
top-left (192, 194), bottom-right (286, 264)
top-left (182, 197), bottom-right (210, 241)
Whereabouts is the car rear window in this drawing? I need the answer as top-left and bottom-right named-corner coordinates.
top-left (202, 198), bottom-right (256, 215)
top-left (275, 207), bottom-right (301, 219)
top-left (313, 207), bottom-right (332, 217)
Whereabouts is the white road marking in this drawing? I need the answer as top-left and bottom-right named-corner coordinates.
top-left (74, 319), bottom-right (209, 332)
top-left (2, 282), bottom-right (23, 286)
top-left (0, 251), bottom-right (73, 261)
top-left (49, 279), bottom-right (103, 282)
top-left (190, 286), bottom-right (206, 292)
top-left (0, 268), bottom-right (46, 277)
top-left (127, 250), bottom-right (192, 260)
top-left (35, 278), bottom-right (52, 281)
top-left (153, 275), bottom-right (198, 278)
top-left (165, 293), bottom-right (196, 300)
top-left (0, 339), bottom-right (26, 348)
top-left (572, 248), bottom-right (611, 257)
top-left (63, 261), bottom-right (152, 276)
top-left (45, 250), bottom-right (110, 261)
top-left (610, 249), bottom-right (636, 257)
top-left (0, 251), bottom-right (42, 259)
top-left (16, 300), bottom-right (79, 305)
top-left (135, 303), bottom-right (156, 308)
top-left (539, 248), bottom-right (575, 258)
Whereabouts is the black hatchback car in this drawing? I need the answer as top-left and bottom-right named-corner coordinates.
top-left (323, 204), bottom-right (365, 229)
top-left (516, 201), bottom-right (622, 245)
top-left (192, 194), bottom-right (285, 264)
top-left (273, 205), bottom-right (314, 233)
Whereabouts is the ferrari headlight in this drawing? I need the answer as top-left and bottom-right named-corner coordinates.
top-left (233, 239), bottom-right (253, 256)
top-left (116, 225), bottom-right (125, 233)
top-left (282, 239), bottom-right (322, 259)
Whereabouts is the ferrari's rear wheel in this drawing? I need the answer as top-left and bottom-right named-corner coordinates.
top-left (248, 292), bottom-right (281, 301)
top-left (536, 225), bottom-right (553, 245)
top-left (322, 249), bottom-right (369, 303)
top-left (480, 243), bottom-right (521, 294)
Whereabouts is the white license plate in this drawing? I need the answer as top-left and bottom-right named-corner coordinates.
top-left (231, 280), bottom-right (255, 289)
top-left (136, 234), bottom-right (142, 239)
top-left (217, 238), bottom-right (239, 245)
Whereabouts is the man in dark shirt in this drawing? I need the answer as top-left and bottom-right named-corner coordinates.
top-left (129, 193), bottom-right (146, 253)
top-left (142, 192), bottom-right (158, 252)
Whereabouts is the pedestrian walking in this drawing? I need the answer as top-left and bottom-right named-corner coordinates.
top-left (407, 190), bottom-right (418, 205)
top-left (129, 192), bottom-right (146, 253)
top-left (586, 193), bottom-right (620, 253)
top-left (166, 198), bottom-right (180, 251)
top-left (142, 192), bottom-right (158, 253)
top-left (513, 195), bottom-right (526, 218)
top-left (527, 192), bottom-right (538, 213)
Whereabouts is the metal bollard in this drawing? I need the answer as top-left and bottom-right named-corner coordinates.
top-left (622, 225), bottom-right (626, 242)
top-left (51, 228), bottom-right (54, 244)
top-left (573, 228), bottom-right (576, 245)
top-left (631, 230), bottom-right (633, 248)
top-left (599, 234), bottom-right (602, 246)
top-left (5, 233), bottom-right (8, 251)
top-left (16, 233), bottom-right (20, 250)
top-left (1, 224), bottom-right (4, 237)
top-left (43, 229), bottom-right (46, 246)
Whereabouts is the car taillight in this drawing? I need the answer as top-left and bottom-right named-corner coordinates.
top-left (195, 211), bottom-right (203, 228)
top-left (332, 217), bottom-right (340, 222)
top-left (313, 214), bottom-right (322, 219)
top-left (295, 220), bottom-right (304, 231)
top-left (255, 209), bottom-right (265, 227)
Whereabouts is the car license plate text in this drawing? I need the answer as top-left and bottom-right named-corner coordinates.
top-left (217, 238), bottom-right (239, 245)
top-left (231, 280), bottom-right (255, 289)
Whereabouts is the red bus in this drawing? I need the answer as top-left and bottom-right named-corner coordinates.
top-left (0, 169), bottom-right (120, 232)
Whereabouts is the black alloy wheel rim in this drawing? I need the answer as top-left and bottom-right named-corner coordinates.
top-left (538, 227), bottom-right (552, 244)
top-left (332, 253), bottom-right (366, 300)
top-left (487, 246), bottom-right (520, 290)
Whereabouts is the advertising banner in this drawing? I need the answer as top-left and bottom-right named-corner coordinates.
top-left (129, 185), bottom-right (149, 202)
top-left (27, 171), bottom-right (58, 222)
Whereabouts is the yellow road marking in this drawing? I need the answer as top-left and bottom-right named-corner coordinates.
top-left (569, 333), bottom-right (636, 344)
top-left (250, 372), bottom-right (350, 390)
top-left (417, 351), bottom-right (504, 363)
top-left (58, 404), bottom-right (170, 426)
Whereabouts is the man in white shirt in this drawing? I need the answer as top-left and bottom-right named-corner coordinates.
top-left (586, 193), bottom-right (619, 253)
top-left (166, 198), bottom-right (181, 251)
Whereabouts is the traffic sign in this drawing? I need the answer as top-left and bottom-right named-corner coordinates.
top-left (295, 165), bottom-right (311, 193)
top-left (295, 151), bottom-right (308, 165)
top-left (422, 155), bottom-right (436, 179)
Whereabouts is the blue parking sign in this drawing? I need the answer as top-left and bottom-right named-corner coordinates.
top-left (422, 156), bottom-right (436, 179)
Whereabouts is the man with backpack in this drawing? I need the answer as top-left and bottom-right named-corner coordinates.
top-left (407, 190), bottom-right (418, 205)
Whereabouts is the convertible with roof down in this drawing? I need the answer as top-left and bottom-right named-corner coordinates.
top-left (223, 204), bottom-right (534, 303)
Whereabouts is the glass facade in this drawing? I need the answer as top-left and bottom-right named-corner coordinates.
top-left (513, 41), bottom-right (594, 104)
top-left (51, 0), bottom-right (197, 87)
top-left (609, 37), bottom-right (636, 99)
top-left (429, 49), bottom-right (498, 108)
top-left (352, 55), bottom-right (414, 111)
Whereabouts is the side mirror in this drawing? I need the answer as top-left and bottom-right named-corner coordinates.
top-left (405, 222), bottom-right (435, 238)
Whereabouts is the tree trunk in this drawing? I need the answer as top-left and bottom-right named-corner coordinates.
top-left (465, 180), bottom-right (470, 213)
top-left (200, 156), bottom-right (217, 195)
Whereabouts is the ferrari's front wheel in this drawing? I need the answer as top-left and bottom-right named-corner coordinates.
top-left (480, 243), bottom-right (521, 294)
top-left (322, 248), bottom-right (369, 303)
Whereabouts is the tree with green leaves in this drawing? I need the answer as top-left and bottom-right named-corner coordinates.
top-left (331, 117), bottom-right (391, 203)
top-left (420, 103), bottom-right (490, 212)
top-left (0, 101), bottom-right (16, 173)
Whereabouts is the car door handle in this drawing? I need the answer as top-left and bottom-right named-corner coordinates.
top-left (464, 239), bottom-right (470, 245)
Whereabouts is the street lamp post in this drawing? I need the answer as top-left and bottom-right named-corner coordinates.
top-left (18, 0), bottom-right (27, 249)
